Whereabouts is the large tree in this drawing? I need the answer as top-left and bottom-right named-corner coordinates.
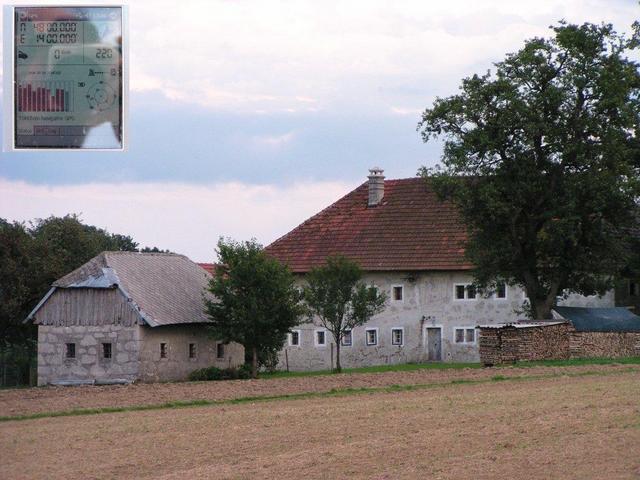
top-left (418, 21), bottom-right (640, 319)
top-left (303, 255), bottom-right (386, 373)
top-left (204, 238), bottom-right (304, 378)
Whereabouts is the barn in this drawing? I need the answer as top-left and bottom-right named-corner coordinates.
top-left (26, 252), bottom-right (244, 385)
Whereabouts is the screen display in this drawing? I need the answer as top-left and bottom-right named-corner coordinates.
top-left (13, 6), bottom-right (123, 149)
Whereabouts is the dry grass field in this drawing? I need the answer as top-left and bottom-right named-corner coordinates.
top-left (1, 368), bottom-right (640, 479)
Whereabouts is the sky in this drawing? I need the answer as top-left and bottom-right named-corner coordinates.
top-left (1, 0), bottom-right (638, 261)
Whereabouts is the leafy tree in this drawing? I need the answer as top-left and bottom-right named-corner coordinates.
top-left (303, 255), bottom-right (387, 372)
top-left (204, 238), bottom-right (304, 378)
top-left (418, 21), bottom-right (640, 319)
top-left (0, 219), bottom-right (39, 345)
top-left (139, 246), bottom-right (172, 253)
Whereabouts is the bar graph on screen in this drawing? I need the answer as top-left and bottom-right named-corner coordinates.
top-left (16, 81), bottom-right (74, 113)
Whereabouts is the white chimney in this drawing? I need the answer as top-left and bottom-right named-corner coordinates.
top-left (367, 167), bottom-right (385, 207)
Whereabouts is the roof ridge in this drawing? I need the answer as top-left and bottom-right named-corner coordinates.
top-left (104, 251), bottom-right (186, 258)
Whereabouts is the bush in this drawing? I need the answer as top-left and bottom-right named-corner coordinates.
top-left (188, 366), bottom-right (222, 381)
top-left (188, 364), bottom-right (252, 382)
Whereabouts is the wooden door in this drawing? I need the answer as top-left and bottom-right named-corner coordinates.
top-left (426, 327), bottom-right (442, 361)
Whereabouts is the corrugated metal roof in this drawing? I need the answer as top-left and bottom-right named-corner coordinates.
top-left (35, 252), bottom-right (213, 327)
top-left (553, 307), bottom-right (640, 333)
top-left (478, 321), bottom-right (566, 329)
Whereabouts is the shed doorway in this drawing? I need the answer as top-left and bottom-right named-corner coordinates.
top-left (426, 327), bottom-right (442, 361)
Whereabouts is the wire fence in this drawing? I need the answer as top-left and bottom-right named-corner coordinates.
top-left (0, 343), bottom-right (37, 388)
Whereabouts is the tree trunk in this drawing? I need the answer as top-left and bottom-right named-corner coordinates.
top-left (335, 341), bottom-right (341, 373)
top-left (251, 345), bottom-right (258, 379)
top-left (532, 299), bottom-right (554, 320)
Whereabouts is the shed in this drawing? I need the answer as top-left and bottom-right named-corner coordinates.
top-left (27, 252), bottom-right (244, 385)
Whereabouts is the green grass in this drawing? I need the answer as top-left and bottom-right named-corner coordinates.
top-left (260, 361), bottom-right (482, 379)
top-left (1, 365), bottom-right (638, 424)
top-left (512, 357), bottom-right (640, 368)
top-left (260, 356), bottom-right (640, 380)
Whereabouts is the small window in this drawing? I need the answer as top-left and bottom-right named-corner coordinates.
top-left (65, 343), bottom-right (76, 359)
top-left (366, 329), bottom-right (378, 346)
top-left (216, 343), bottom-right (225, 359)
top-left (189, 343), bottom-right (197, 359)
top-left (315, 330), bottom-right (326, 347)
top-left (102, 343), bottom-right (112, 359)
top-left (160, 343), bottom-right (167, 359)
top-left (454, 328), bottom-right (476, 344)
top-left (495, 282), bottom-right (507, 299)
top-left (289, 330), bottom-right (300, 346)
top-left (391, 328), bottom-right (403, 346)
top-left (392, 285), bottom-right (404, 301)
top-left (465, 329), bottom-right (475, 343)
top-left (342, 330), bottom-right (352, 346)
top-left (454, 284), bottom-right (477, 300)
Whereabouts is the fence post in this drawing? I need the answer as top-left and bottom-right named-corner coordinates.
top-left (330, 343), bottom-right (334, 371)
top-left (285, 349), bottom-right (289, 372)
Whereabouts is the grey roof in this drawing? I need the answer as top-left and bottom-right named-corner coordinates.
top-left (553, 306), bottom-right (640, 333)
top-left (43, 252), bottom-right (213, 327)
top-left (478, 321), bottom-right (566, 329)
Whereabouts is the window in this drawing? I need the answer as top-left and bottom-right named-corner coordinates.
top-left (494, 282), bottom-right (507, 299)
top-left (465, 329), bottom-right (475, 343)
top-left (392, 285), bottom-right (404, 302)
top-left (102, 343), bottom-right (112, 359)
top-left (189, 343), bottom-right (197, 359)
top-left (630, 281), bottom-right (639, 297)
top-left (366, 328), bottom-right (378, 346)
top-left (65, 343), bottom-right (76, 359)
top-left (454, 284), bottom-right (477, 300)
top-left (289, 330), bottom-right (300, 347)
top-left (342, 330), bottom-right (352, 346)
top-left (391, 328), bottom-right (403, 346)
top-left (315, 330), bottom-right (326, 347)
top-left (160, 343), bottom-right (167, 359)
top-left (454, 327), bottom-right (476, 344)
top-left (216, 343), bottom-right (225, 359)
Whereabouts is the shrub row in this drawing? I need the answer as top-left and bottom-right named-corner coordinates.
top-left (188, 364), bottom-right (252, 381)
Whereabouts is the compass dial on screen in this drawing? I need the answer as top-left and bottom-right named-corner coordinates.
top-left (86, 81), bottom-right (116, 111)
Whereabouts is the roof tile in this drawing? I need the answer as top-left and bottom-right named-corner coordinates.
top-left (265, 177), bottom-right (471, 272)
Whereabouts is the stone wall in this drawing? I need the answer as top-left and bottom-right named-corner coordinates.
top-left (37, 324), bottom-right (140, 385)
top-left (138, 325), bottom-right (244, 382)
top-left (479, 323), bottom-right (571, 366)
top-left (569, 331), bottom-right (640, 359)
top-left (279, 272), bottom-right (613, 371)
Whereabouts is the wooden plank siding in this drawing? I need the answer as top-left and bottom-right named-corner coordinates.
top-left (32, 288), bottom-right (141, 327)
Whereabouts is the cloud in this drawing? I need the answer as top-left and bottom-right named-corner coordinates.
top-left (251, 131), bottom-right (296, 148)
top-left (0, 178), bottom-right (357, 262)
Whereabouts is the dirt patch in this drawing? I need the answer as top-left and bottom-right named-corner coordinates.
top-left (1, 371), bottom-right (639, 479)
top-left (1, 363), bottom-right (638, 417)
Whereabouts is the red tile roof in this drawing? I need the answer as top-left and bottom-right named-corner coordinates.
top-left (265, 177), bottom-right (472, 272)
top-left (197, 263), bottom-right (217, 275)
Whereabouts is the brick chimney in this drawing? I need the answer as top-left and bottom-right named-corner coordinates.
top-left (367, 167), bottom-right (385, 207)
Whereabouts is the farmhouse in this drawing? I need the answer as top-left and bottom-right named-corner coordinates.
top-left (265, 168), bottom-right (613, 371)
top-left (27, 252), bottom-right (243, 385)
top-left (478, 307), bottom-right (640, 365)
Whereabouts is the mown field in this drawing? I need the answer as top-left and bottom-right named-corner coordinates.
top-left (1, 364), bottom-right (639, 479)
